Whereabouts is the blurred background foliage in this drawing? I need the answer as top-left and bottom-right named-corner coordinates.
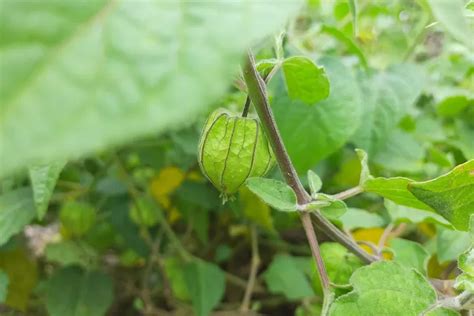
top-left (0, 0), bottom-right (473, 315)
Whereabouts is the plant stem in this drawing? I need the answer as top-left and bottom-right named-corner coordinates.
top-left (240, 225), bottom-right (261, 312)
top-left (243, 50), bottom-right (376, 265)
top-left (332, 186), bottom-right (363, 200)
top-left (243, 50), bottom-right (330, 292)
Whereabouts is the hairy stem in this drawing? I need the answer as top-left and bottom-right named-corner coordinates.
top-left (243, 50), bottom-right (376, 265)
top-left (243, 50), bottom-right (330, 292)
top-left (332, 186), bottom-right (363, 200)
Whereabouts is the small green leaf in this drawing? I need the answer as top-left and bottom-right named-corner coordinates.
top-left (437, 227), bottom-right (471, 264)
top-left (384, 200), bottom-right (452, 227)
top-left (329, 261), bottom-right (438, 316)
top-left (408, 160), bottom-right (474, 231)
top-left (29, 161), bottom-right (66, 219)
top-left (320, 25), bottom-right (367, 69)
top-left (315, 194), bottom-right (348, 220)
top-left (338, 208), bottom-right (386, 230)
top-left (129, 197), bottom-right (161, 228)
top-left (390, 238), bottom-right (430, 275)
top-left (0, 270), bottom-right (8, 303)
top-left (427, 0), bottom-right (473, 47)
top-left (454, 273), bottom-right (474, 292)
top-left (364, 177), bottom-right (432, 211)
top-left (45, 267), bottom-right (113, 316)
top-left (246, 178), bottom-right (297, 212)
top-left (183, 260), bottom-right (225, 316)
top-left (45, 240), bottom-right (98, 269)
top-left (308, 170), bottom-right (323, 195)
top-left (282, 56), bottom-right (330, 105)
top-left (264, 255), bottom-right (314, 300)
top-left (0, 188), bottom-right (36, 246)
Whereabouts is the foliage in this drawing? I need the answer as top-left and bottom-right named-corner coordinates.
top-left (0, 0), bottom-right (473, 315)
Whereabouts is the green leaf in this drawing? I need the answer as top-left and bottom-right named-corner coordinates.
top-left (315, 194), bottom-right (348, 219)
top-left (164, 257), bottom-right (190, 301)
top-left (273, 57), bottom-right (362, 172)
top-left (183, 260), bottom-right (225, 316)
top-left (29, 161), bottom-right (66, 219)
top-left (458, 247), bottom-right (474, 276)
top-left (246, 178), bottom-right (297, 212)
top-left (408, 160), bottom-right (474, 231)
top-left (239, 187), bottom-right (275, 232)
top-left (60, 201), bottom-right (96, 237)
top-left (264, 255), bottom-right (314, 300)
top-left (348, 0), bottom-right (358, 36)
top-left (0, 270), bottom-right (9, 303)
top-left (0, 188), bottom-right (36, 246)
top-left (364, 177), bottom-right (432, 211)
top-left (390, 238), bottom-right (430, 275)
top-left (129, 196), bottom-right (161, 228)
top-left (320, 25), bottom-right (367, 69)
top-left (308, 170), bottom-right (323, 195)
top-left (437, 95), bottom-right (471, 117)
top-left (427, 0), bottom-right (473, 47)
top-left (282, 56), bottom-right (330, 105)
top-left (45, 240), bottom-right (98, 269)
top-left (372, 129), bottom-right (425, 173)
top-left (338, 208), bottom-right (386, 230)
top-left (437, 227), bottom-right (471, 264)
top-left (385, 200), bottom-right (452, 227)
top-left (45, 267), bottom-right (113, 316)
top-left (351, 65), bottom-right (425, 156)
top-left (312, 243), bottom-right (363, 295)
top-left (329, 261), bottom-right (438, 316)
top-left (0, 0), bottom-right (302, 177)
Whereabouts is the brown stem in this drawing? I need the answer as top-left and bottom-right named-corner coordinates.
top-left (243, 50), bottom-right (330, 293)
top-left (242, 50), bottom-right (376, 265)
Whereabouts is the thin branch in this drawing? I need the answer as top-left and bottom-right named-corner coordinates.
top-left (240, 226), bottom-right (261, 312)
top-left (243, 50), bottom-right (330, 293)
top-left (242, 50), bottom-right (376, 265)
top-left (377, 223), bottom-right (394, 257)
top-left (332, 186), bottom-right (363, 200)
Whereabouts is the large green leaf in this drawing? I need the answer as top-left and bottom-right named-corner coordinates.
top-left (0, 188), bottom-right (36, 246)
top-left (437, 227), bottom-right (471, 264)
top-left (390, 238), bottom-right (430, 275)
top-left (183, 260), bottom-right (225, 316)
top-left (44, 267), bottom-right (113, 316)
top-left (408, 160), bottom-right (474, 231)
top-left (29, 161), bottom-right (66, 219)
top-left (338, 208), bottom-right (386, 230)
top-left (264, 254), bottom-right (314, 300)
top-left (427, 0), bottom-right (473, 47)
top-left (273, 57), bottom-right (362, 172)
top-left (384, 200), bottom-right (452, 227)
top-left (351, 65), bottom-right (425, 155)
top-left (0, 0), bottom-right (302, 177)
top-left (363, 177), bottom-right (432, 211)
top-left (329, 261), bottom-right (438, 316)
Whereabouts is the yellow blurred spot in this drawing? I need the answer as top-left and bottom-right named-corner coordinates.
top-left (352, 228), bottom-right (393, 259)
top-left (187, 170), bottom-right (203, 182)
top-left (151, 166), bottom-right (185, 200)
top-left (150, 166), bottom-right (185, 224)
top-left (418, 223), bottom-right (436, 237)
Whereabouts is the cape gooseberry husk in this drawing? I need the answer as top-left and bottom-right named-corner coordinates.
top-left (198, 108), bottom-right (275, 199)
